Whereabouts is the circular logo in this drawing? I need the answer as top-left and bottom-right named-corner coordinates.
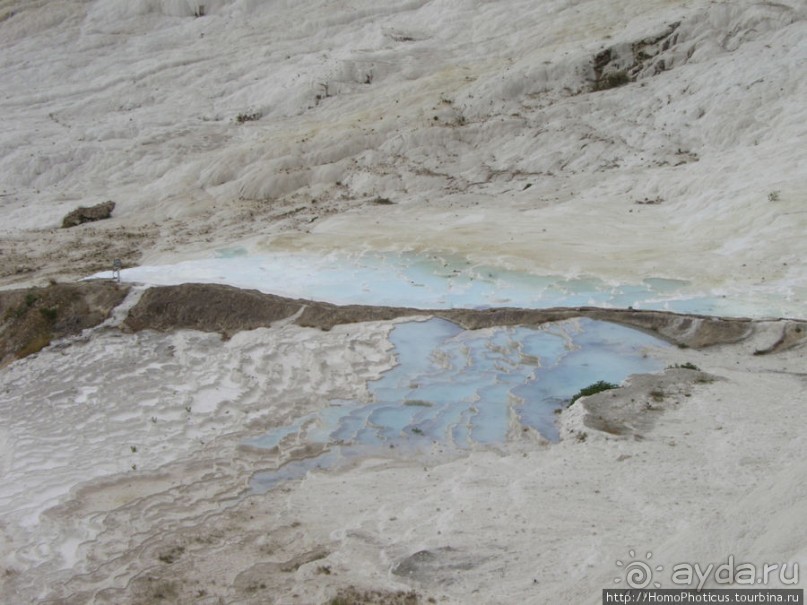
top-left (615, 550), bottom-right (664, 589)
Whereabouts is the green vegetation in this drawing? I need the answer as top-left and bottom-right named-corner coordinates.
top-left (39, 307), bottom-right (58, 322)
top-left (669, 362), bottom-right (700, 371)
top-left (568, 380), bottom-right (620, 406)
top-left (404, 399), bottom-right (433, 407)
top-left (6, 294), bottom-right (36, 320)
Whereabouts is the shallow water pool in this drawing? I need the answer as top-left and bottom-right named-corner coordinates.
top-left (247, 317), bottom-right (669, 492)
top-left (94, 250), bottom-right (798, 318)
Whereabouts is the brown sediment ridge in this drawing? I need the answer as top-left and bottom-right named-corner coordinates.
top-left (2, 282), bottom-right (804, 366)
top-left (0, 281), bottom-right (128, 366)
top-left (122, 282), bottom-right (807, 352)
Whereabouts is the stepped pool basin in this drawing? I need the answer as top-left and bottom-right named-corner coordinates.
top-left (247, 317), bottom-right (669, 492)
top-left (89, 249), bottom-right (795, 492)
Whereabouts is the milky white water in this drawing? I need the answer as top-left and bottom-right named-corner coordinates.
top-left (93, 250), bottom-right (800, 318)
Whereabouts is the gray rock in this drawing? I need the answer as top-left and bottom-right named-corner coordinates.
top-left (392, 547), bottom-right (483, 585)
top-left (61, 201), bottom-right (115, 228)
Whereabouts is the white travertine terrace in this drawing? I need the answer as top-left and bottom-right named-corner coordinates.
top-left (0, 0), bottom-right (805, 602)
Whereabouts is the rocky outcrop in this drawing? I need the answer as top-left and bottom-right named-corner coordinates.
top-left (4, 281), bottom-right (799, 367)
top-left (590, 21), bottom-right (683, 91)
top-left (576, 368), bottom-right (718, 439)
top-left (61, 201), bottom-right (115, 228)
top-left (123, 283), bottom-right (307, 336)
top-left (121, 283), bottom-right (796, 350)
top-left (0, 281), bottom-right (128, 366)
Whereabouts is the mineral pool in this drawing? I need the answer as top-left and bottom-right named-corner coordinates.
top-left (91, 249), bottom-right (786, 492)
top-left (95, 250), bottom-right (799, 318)
top-left (247, 317), bottom-right (669, 492)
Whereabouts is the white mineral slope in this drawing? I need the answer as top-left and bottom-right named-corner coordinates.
top-left (0, 317), bottom-right (399, 598)
top-left (0, 318), bottom-right (804, 603)
top-left (0, 0), bottom-right (805, 300)
top-left (0, 0), bottom-right (806, 603)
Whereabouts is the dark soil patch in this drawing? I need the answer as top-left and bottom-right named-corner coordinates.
top-left (0, 281), bottom-right (128, 366)
top-left (328, 586), bottom-right (422, 605)
top-left (122, 283), bottom-right (773, 350)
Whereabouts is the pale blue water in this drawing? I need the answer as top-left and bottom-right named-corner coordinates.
top-left (93, 250), bottom-right (800, 318)
top-left (248, 317), bottom-right (669, 492)
top-left (85, 248), bottom-right (800, 492)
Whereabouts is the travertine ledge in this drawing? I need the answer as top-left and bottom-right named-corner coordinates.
top-left (122, 282), bottom-right (806, 351)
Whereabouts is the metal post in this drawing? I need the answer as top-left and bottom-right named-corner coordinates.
top-left (112, 259), bottom-right (122, 283)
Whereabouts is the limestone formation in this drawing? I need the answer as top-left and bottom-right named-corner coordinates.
top-left (61, 201), bottom-right (115, 228)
